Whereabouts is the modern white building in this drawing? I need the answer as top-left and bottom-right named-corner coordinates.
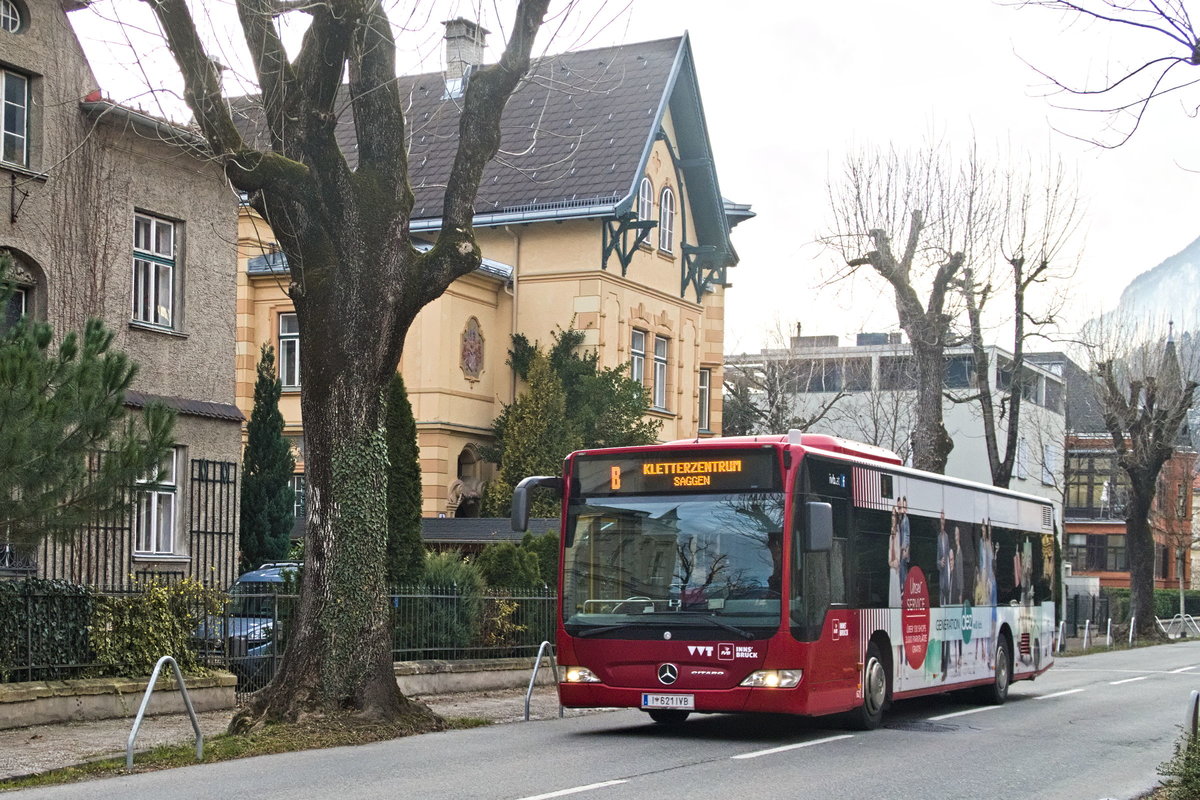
top-left (725, 332), bottom-right (1066, 507)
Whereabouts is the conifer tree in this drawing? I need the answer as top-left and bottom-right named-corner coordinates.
top-left (385, 373), bottom-right (424, 588)
top-left (240, 344), bottom-right (295, 573)
top-left (0, 266), bottom-right (175, 552)
top-left (483, 355), bottom-right (582, 518)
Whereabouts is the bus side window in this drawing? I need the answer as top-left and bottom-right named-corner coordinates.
top-left (831, 538), bottom-right (847, 606)
top-left (852, 509), bottom-right (891, 608)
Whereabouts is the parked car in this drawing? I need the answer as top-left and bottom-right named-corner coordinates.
top-left (195, 563), bottom-right (299, 687)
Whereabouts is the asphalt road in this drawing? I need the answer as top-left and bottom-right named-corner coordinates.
top-left (11, 641), bottom-right (1200, 800)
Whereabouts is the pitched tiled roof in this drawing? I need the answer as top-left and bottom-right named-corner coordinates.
top-left (124, 390), bottom-right (245, 423)
top-left (231, 37), bottom-right (682, 222)
top-left (420, 517), bottom-right (558, 544)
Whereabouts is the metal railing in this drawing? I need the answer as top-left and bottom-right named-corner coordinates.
top-left (126, 656), bottom-right (202, 770)
top-left (524, 640), bottom-right (562, 722)
top-left (1158, 614), bottom-right (1200, 640)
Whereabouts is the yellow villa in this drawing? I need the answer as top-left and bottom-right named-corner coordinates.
top-left (234, 23), bottom-right (753, 530)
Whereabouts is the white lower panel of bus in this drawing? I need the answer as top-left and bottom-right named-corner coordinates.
top-left (641, 693), bottom-right (695, 710)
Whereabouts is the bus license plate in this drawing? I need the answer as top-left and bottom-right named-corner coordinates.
top-left (641, 693), bottom-right (694, 710)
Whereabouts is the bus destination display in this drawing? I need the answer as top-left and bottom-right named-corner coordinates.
top-left (575, 450), bottom-right (779, 495)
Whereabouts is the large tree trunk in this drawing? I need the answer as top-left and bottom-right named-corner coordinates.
top-left (1125, 481), bottom-right (1159, 640)
top-left (908, 336), bottom-right (955, 473)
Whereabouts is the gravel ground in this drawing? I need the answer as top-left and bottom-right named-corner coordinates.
top-left (0, 686), bottom-right (603, 781)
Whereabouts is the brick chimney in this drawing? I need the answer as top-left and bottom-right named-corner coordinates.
top-left (443, 18), bottom-right (489, 81)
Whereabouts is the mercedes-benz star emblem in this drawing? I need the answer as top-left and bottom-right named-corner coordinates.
top-left (657, 663), bottom-right (679, 685)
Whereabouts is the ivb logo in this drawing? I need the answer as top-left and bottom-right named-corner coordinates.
top-left (687, 645), bottom-right (714, 657)
top-left (831, 618), bottom-right (849, 641)
top-left (717, 643), bottom-right (735, 661)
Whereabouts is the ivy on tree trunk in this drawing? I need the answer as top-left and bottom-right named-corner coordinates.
top-left (138, 0), bottom-right (552, 728)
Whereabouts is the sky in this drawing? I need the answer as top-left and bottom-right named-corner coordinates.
top-left (72, 1), bottom-right (1200, 354)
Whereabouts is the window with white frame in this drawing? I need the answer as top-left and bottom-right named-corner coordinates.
top-left (0, 1), bottom-right (21, 33)
top-left (653, 335), bottom-right (669, 409)
top-left (1016, 438), bottom-right (1029, 480)
top-left (659, 186), bottom-right (676, 252)
top-left (1, 69), bottom-right (28, 166)
top-left (132, 214), bottom-right (176, 328)
top-left (637, 176), bottom-right (654, 222)
top-left (292, 474), bottom-right (306, 520)
top-left (698, 368), bottom-right (711, 431)
top-left (135, 449), bottom-right (178, 555)
top-left (1042, 443), bottom-right (1056, 486)
top-left (630, 329), bottom-right (646, 386)
top-left (279, 312), bottom-right (300, 388)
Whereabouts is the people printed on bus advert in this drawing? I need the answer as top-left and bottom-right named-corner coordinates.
top-left (888, 504), bottom-right (902, 608)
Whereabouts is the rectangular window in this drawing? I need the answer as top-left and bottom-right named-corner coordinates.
top-left (698, 368), bottom-right (711, 431)
top-left (1016, 438), bottom-right (1028, 480)
top-left (1, 70), bottom-right (28, 167)
top-left (292, 474), bottom-right (306, 520)
top-left (630, 329), bottom-right (646, 386)
top-left (279, 312), bottom-right (300, 388)
top-left (653, 335), bottom-right (668, 409)
top-left (3, 285), bottom-right (25, 330)
top-left (1042, 443), bottom-right (1056, 486)
top-left (135, 449), bottom-right (178, 555)
top-left (132, 213), bottom-right (176, 328)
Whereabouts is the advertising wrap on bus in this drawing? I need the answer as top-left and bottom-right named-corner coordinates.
top-left (519, 433), bottom-right (1056, 729)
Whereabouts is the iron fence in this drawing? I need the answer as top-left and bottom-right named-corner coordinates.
top-left (1, 580), bottom-right (559, 701)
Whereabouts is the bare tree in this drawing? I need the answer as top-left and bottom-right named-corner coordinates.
top-left (723, 326), bottom-right (848, 436)
top-left (130, 0), bottom-right (553, 728)
top-left (954, 157), bottom-right (1080, 488)
top-left (1095, 333), bottom-right (1198, 638)
top-left (1020, 1), bottom-right (1200, 148)
top-left (823, 142), bottom-right (992, 473)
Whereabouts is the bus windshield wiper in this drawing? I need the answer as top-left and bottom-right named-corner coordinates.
top-left (666, 611), bottom-right (755, 640)
top-left (572, 613), bottom-right (756, 640)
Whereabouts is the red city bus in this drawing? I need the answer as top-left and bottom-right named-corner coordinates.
top-left (511, 431), bottom-right (1056, 728)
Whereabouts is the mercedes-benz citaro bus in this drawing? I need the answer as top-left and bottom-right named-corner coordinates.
top-left (511, 430), bottom-right (1056, 729)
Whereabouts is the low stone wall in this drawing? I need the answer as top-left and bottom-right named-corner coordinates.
top-left (0, 674), bottom-right (237, 731)
top-left (394, 656), bottom-right (555, 696)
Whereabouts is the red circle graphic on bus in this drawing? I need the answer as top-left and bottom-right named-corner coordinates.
top-left (902, 566), bottom-right (930, 670)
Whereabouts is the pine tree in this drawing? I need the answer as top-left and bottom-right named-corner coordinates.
top-left (384, 373), bottom-right (424, 588)
top-left (483, 355), bottom-right (583, 517)
top-left (0, 265), bottom-right (175, 552)
top-left (239, 344), bottom-right (295, 573)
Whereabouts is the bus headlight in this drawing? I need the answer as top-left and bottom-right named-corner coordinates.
top-left (562, 666), bottom-right (601, 683)
top-left (740, 670), bottom-right (802, 688)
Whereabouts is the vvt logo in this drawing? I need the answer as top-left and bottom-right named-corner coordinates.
top-left (687, 645), bottom-right (714, 657)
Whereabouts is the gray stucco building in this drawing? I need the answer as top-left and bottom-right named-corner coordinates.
top-left (0, 0), bottom-right (241, 587)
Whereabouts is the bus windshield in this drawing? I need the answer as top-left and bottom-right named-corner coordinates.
top-left (562, 491), bottom-right (784, 638)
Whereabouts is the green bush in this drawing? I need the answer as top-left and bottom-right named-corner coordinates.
top-left (521, 530), bottom-right (559, 588)
top-left (1159, 730), bottom-right (1200, 799)
top-left (89, 578), bottom-right (226, 677)
top-left (0, 578), bottom-right (94, 682)
top-left (477, 542), bottom-right (541, 589)
top-left (1102, 588), bottom-right (1200, 623)
top-left (393, 551), bottom-right (487, 657)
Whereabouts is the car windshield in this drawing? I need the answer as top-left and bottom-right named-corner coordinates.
top-left (562, 491), bottom-right (784, 638)
top-left (228, 581), bottom-right (282, 617)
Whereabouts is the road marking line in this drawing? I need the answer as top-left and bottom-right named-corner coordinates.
top-left (1035, 688), bottom-right (1086, 700)
top-left (515, 780), bottom-right (628, 800)
top-left (928, 706), bottom-right (1001, 721)
top-left (731, 734), bottom-right (854, 760)
top-left (1110, 676), bottom-right (1150, 685)
top-left (1171, 666), bottom-right (1197, 673)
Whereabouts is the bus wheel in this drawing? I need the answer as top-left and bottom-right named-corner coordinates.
top-left (977, 637), bottom-right (1011, 705)
top-left (647, 709), bottom-right (690, 724)
top-left (847, 641), bottom-right (888, 730)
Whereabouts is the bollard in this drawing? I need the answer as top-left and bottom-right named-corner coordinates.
top-left (1129, 617), bottom-right (1136, 648)
top-left (1107, 618), bottom-right (1112, 649)
top-left (1083, 619), bottom-right (1091, 650)
top-left (1058, 620), bottom-right (1066, 654)
top-left (1188, 690), bottom-right (1200, 739)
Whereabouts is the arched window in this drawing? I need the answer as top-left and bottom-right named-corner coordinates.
top-left (659, 186), bottom-right (676, 253)
top-left (637, 176), bottom-right (654, 222)
top-left (0, 1), bottom-right (21, 34)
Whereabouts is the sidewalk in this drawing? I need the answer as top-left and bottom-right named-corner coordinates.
top-left (0, 686), bottom-right (598, 781)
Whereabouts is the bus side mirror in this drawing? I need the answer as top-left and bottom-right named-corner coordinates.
top-left (803, 501), bottom-right (833, 552)
top-left (511, 476), bottom-right (563, 532)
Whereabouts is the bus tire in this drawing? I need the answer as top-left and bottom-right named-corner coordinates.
top-left (847, 641), bottom-right (888, 730)
top-left (647, 709), bottom-right (689, 724)
top-left (977, 636), bottom-right (1011, 705)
